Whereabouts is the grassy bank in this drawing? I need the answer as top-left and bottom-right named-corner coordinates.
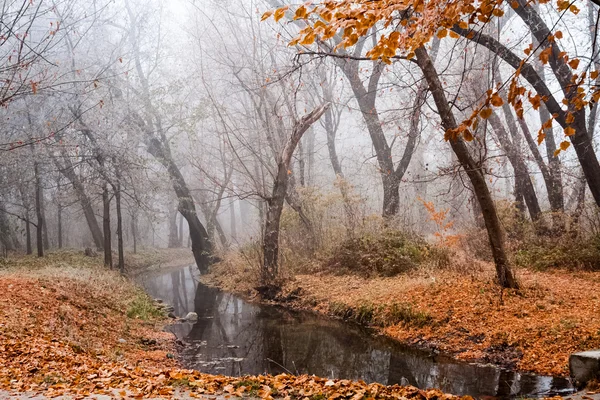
top-left (0, 251), bottom-right (463, 399)
top-left (201, 232), bottom-right (600, 378)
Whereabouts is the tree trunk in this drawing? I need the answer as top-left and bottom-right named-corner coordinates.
top-left (115, 183), bottom-right (125, 273)
top-left (414, 46), bottom-right (519, 289)
top-left (178, 212), bottom-right (184, 248)
top-left (262, 104), bottom-right (329, 284)
top-left (34, 162), bottom-right (44, 258)
top-left (488, 111), bottom-right (542, 222)
top-left (57, 204), bottom-right (63, 249)
top-left (229, 199), bottom-right (237, 244)
top-left (58, 160), bottom-right (104, 250)
top-left (103, 185), bottom-right (112, 268)
top-left (168, 203), bottom-right (179, 248)
top-left (131, 214), bottom-right (138, 254)
top-left (25, 218), bottom-right (32, 255)
top-left (41, 194), bottom-right (49, 251)
top-left (0, 202), bottom-right (16, 252)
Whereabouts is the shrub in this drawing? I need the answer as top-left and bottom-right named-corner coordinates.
top-left (381, 302), bottom-right (434, 328)
top-left (126, 292), bottom-right (163, 320)
top-left (325, 230), bottom-right (448, 277)
top-left (515, 234), bottom-right (600, 271)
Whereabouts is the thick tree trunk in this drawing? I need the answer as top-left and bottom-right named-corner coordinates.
top-left (34, 162), bottom-right (44, 258)
top-left (115, 183), bottom-right (125, 273)
top-left (102, 185), bottom-right (112, 268)
top-left (262, 104), bottom-right (329, 284)
top-left (415, 46), bottom-right (519, 289)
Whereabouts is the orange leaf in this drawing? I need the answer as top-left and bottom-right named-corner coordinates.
top-left (565, 113), bottom-right (575, 124)
top-left (568, 59), bottom-right (580, 69)
top-left (539, 47), bottom-right (552, 65)
top-left (490, 93), bottom-right (504, 107)
top-left (564, 126), bottom-right (575, 136)
top-left (463, 129), bottom-right (474, 141)
top-left (480, 108), bottom-right (492, 119)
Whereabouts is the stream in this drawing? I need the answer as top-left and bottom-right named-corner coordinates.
top-left (139, 265), bottom-right (576, 399)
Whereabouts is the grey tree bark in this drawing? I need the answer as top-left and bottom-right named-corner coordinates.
top-left (262, 104), bottom-right (329, 285)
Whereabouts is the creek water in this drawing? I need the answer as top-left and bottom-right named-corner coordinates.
top-left (139, 265), bottom-right (575, 399)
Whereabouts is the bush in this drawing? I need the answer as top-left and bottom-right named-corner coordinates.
top-left (324, 230), bottom-right (448, 277)
top-left (515, 234), bottom-right (600, 271)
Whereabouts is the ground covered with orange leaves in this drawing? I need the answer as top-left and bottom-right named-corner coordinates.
top-left (0, 252), bottom-right (466, 399)
top-left (204, 260), bottom-right (600, 378)
top-left (279, 266), bottom-right (600, 377)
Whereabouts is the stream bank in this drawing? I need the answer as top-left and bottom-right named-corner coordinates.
top-left (200, 259), bottom-right (600, 381)
top-left (141, 264), bottom-right (578, 398)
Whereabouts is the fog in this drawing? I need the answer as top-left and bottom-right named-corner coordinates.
top-left (0, 0), bottom-right (598, 278)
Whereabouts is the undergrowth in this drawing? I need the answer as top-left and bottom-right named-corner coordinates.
top-left (329, 300), bottom-right (434, 328)
top-left (324, 230), bottom-right (451, 277)
top-left (127, 290), bottom-right (164, 320)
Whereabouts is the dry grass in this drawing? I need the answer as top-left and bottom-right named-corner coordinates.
top-left (287, 266), bottom-right (600, 376)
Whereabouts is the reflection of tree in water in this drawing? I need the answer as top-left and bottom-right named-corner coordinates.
top-left (143, 267), bottom-right (573, 398)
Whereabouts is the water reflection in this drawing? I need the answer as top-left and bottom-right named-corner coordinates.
top-left (139, 266), bottom-right (574, 399)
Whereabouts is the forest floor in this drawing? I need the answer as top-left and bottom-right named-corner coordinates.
top-left (201, 260), bottom-right (600, 379)
top-left (0, 250), bottom-right (464, 399)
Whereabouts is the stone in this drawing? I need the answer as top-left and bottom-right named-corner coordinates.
top-left (118, 338), bottom-right (127, 344)
top-left (154, 298), bottom-right (163, 304)
top-left (570, 350), bottom-right (600, 387)
top-left (185, 312), bottom-right (198, 322)
top-left (168, 312), bottom-right (176, 319)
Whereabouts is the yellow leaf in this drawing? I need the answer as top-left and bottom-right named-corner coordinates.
top-left (565, 113), bottom-right (575, 124)
top-left (274, 6), bottom-right (288, 22)
top-left (294, 5), bottom-right (307, 20)
top-left (437, 28), bottom-right (448, 39)
top-left (480, 108), bottom-right (492, 119)
top-left (560, 140), bottom-right (570, 151)
top-left (564, 126), bottom-right (575, 136)
top-left (261, 10), bottom-right (273, 21)
top-left (300, 32), bottom-right (315, 45)
top-left (449, 30), bottom-right (460, 39)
